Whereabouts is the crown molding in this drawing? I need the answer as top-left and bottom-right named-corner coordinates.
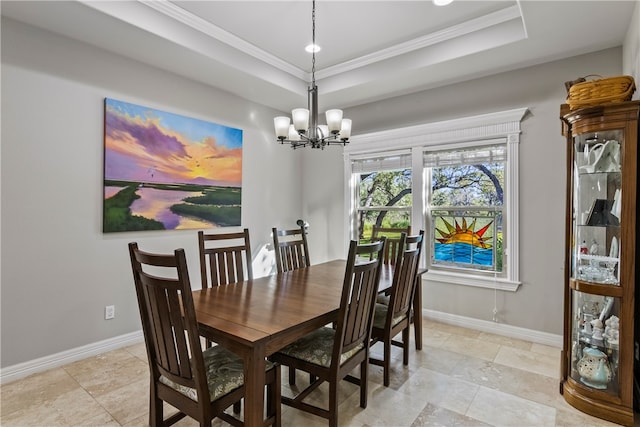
top-left (137, 1), bottom-right (523, 85)
top-left (318, 5), bottom-right (523, 80)
top-left (140, 0), bottom-right (305, 80)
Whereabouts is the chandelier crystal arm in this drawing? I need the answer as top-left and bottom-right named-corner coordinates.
top-left (272, 0), bottom-right (351, 150)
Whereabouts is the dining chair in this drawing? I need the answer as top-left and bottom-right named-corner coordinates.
top-left (371, 225), bottom-right (411, 265)
top-left (198, 228), bottom-right (253, 287)
top-left (198, 229), bottom-right (254, 357)
top-left (268, 237), bottom-right (386, 427)
top-left (272, 224), bottom-right (310, 273)
top-left (369, 230), bottom-right (424, 386)
top-left (128, 242), bottom-right (281, 427)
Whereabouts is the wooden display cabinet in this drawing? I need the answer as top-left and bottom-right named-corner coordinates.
top-left (560, 101), bottom-right (639, 426)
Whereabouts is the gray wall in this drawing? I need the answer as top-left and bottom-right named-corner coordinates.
top-left (0, 18), bottom-right (304, 367)
top-left (622, 0), bottom-right (640, 91)
top-left (302, 48), bottom-right (624, 335)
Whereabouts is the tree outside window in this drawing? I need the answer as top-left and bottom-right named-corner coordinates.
top-left (357, 169), bottom-right (412, 241)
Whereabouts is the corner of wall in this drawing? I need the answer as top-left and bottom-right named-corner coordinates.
top-left (622, 0), bottom-right (640, 100)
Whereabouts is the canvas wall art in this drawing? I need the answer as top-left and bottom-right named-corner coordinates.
top-left (103, 98), bottom-right (242, 232)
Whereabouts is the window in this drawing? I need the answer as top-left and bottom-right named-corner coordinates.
top-left (345, 108), bottom-right (526, 291)
top-left (425, 144), bottom-right (505, 275)
top-left (351, 153), bottom-right (412, 241)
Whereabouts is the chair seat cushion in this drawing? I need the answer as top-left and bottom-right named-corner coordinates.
top-left (159, 345), bottom-right (275, 402)
top-left (373, 303), bottom-right (407, 329)
top-left (275, 327), bottom-right (364, 368)
top-left (376, 294), bottom-right (390, 305)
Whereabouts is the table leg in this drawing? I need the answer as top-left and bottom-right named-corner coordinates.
top-left (243, 344), bottom-right (266, 427)
top-left (413, 275), bottom-right (423, 350)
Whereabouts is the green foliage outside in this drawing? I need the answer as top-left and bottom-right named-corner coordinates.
top-left (432, 163), bottom-right (504, 207)
top-left (496, 233), bottom-right (503, 272)
top-left (170, 204), bottom-right (241, 227)
top-left (360, 216), bottom-right (411, 242)
top-left (103, 185), bottom-right (164, 232)
top-left (358, 170), bottom-right (412, 240)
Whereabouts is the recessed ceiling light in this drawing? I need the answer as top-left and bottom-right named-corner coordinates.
top-left (305, 44), bottom-right (321, 53)
top-left (433, 0), bottom-right (454, 6)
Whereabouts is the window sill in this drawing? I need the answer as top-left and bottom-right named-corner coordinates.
top-left (422, 270), bottom-right (521, 291)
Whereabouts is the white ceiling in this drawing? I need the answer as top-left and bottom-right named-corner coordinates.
top-left (2, 1), bottom-right (636, 112)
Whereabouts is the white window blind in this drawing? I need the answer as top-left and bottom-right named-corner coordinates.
top-left (351, 151), bottom-right (411, 173)
top-left (423, 144), bottom-right (506, 167)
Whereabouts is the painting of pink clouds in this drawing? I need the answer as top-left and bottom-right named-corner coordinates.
top-left (103, 98), bottom-right (242, 232)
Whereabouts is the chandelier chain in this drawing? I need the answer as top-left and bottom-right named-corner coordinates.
top-left (272, 0), bottom-right (351, 149)
top-left (311, 0), bottom-right (316, 86)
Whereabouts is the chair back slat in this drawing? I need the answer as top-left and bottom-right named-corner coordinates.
top-left (199, 229), bottom-right (253, 287)
top-left (129, 243), bottom-right (207, 396)
top-left (389, 231), bottom-right (424, 321)
top-left (273, 226), bottom-right (310, 273)
top-left (336, 238), bottom-right (385, 356)
top-left (371, 226), bottom-right (411, 265)
top-left (146, 278), bottom-right (186, 376)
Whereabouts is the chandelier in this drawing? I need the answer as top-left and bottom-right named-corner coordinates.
top-left (273, 0), bottom-right (352, 149)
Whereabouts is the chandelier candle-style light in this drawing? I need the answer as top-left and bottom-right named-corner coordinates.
top-left (273, 0), bottom-right (352, 149)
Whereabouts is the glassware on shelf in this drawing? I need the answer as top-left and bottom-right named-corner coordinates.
top-left (579, 140), bottom-right (621, 174)
top-left (603, 259), bottom-right (618, 284)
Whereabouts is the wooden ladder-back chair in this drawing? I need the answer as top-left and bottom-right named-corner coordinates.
top-left (369, 230), bottom-right (424, 386)
top-left (371, 225), bottom-right (411, 265)
top-left (198, 229), bottom-right (254, 354)
top-left (128, 243), bottom-right (280, 427)
top-left (268, 237), bottom-right (386, 427)
top-left (198, 228), bottom-right (253, 287)
top-left (272, 225), bottom-right (310, 273)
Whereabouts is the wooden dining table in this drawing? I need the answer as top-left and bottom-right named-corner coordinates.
top-left (192, 259), bottom-right (425, 427)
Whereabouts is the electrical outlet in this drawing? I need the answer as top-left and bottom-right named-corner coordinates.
top-left (105, 305), bottom-right (115, 320)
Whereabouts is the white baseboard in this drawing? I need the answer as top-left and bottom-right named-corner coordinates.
top-left (1, 312), bottom-right (562, 385)
top-left (0, 331), bottom-right (144, 385)
top-left (423, 309), bottom-right (563, 348)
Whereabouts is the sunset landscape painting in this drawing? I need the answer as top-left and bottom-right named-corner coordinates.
top-left (103, 98), bottom-right (242, 232)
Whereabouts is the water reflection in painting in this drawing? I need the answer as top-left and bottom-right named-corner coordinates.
top-left (129, 187), bottom-right (215, 229)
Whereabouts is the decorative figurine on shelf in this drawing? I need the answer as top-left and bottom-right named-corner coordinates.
top-left (589, 239), bottom-right (599, 256)
top-left (577, 347), bottom-right (612, 389)
top-left (579, 240), bottom-right (588, 254)
top-left (604, 315), bottom-right (620, 347)
top-left (591, 318), bottom-right (604, 341)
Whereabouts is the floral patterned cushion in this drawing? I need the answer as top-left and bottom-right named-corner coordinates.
top-left (159, 345), bottom-right (275, 403)
top-left (276, 327), bottom-right (364, 367)
top-left (373, 303), bottom-right (407, 329)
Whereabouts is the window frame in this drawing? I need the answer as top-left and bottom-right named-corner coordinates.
top-left (344, 108), bottom-right (527, 291)
top-left (425, 141), bottom-right (506, 276)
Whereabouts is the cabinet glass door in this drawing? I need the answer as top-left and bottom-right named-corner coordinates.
top-left (572, 131), bottom-right (622, 285)
top-left (570, 290), bottom-right (620, 394)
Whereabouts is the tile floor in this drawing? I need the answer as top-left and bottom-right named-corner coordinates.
top-left (1, 319), bottom-right (638, 426)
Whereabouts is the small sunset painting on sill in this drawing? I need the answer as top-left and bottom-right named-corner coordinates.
top-left (434, 217), bottom-right (494, 266)
top-left (103, 98), bottom-right (242, 233)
